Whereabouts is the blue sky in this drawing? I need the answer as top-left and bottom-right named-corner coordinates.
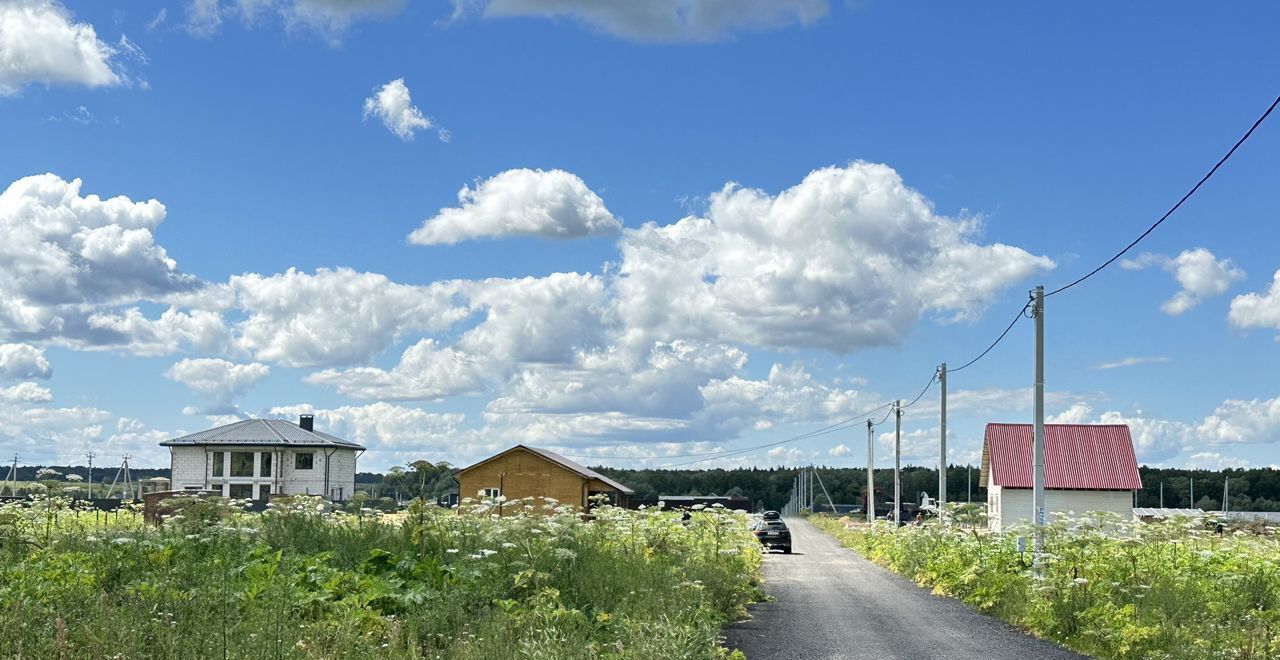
top-left (1, 0), bottom-right (1278, 473)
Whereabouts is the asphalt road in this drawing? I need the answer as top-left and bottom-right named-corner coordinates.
top-left (723, 517), bottom-right (1086, 660)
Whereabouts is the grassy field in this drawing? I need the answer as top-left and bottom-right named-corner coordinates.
top-left (0, 496), bottom-right (761, 659)
top-left (810, 512), bottom-right (1280, 660)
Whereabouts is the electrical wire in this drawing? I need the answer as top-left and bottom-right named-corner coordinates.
top-left (563, 401), bottom-right (894, 463)
top-left (1046, 93), bottom-right (1280, 297)
top-left (649, 401), bottom-right (898, 469)
top-left (947, 300), bottom-right (1031, 374)
top-left (898, 372), bottom-right (937, 410)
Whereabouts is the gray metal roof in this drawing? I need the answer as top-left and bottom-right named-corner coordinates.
top-left (160, 419), bottom-right (364, 450)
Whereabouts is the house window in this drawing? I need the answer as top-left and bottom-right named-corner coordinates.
top-left (295, 452), bottom-right (314, 470)
top-left (228, 484), bottom-right (253, 499)
top-left (257, 484), bottom-right (271, 501)
top-left (211, 452), bottom-right (224, 477)
top-left (230, 452), bottom-right (254, 477)
top-left (481, 488), bottom-right (501, 498)
top-left (260, 452), bottom-right (272, 477)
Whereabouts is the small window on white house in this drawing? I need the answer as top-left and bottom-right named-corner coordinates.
top-left (229, 484), bottom-right (253, 499)
top-left (211, 451), bottom-right (224, 477)
top-left (480, 488), bottom-right (501, 498)
top-left (260, 452), bottom-right (272, 477)
top-left (295, 452), bottom-right (314, 470)
top-left (230, 452), bottom-right (254, 477)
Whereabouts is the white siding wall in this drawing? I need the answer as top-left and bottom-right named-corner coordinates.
top-left (166, 446), bottom-right (359, 500)
top-left (993, 488), bottom-right (1134, 532)
top-left (170, 447), bottom-right (208, 490)
top-left (275, 448), bottom-right (359, 500)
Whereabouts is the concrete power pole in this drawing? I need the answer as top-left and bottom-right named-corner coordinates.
top-left (799, 468), bottom-right (805, 513)
top-left (3, 455), bottom-right (16, 496)
top-left (86, 452), bottom-right (95, 499)
top-left (938, 363), bottom-right (947, 511)
top-left (894, 400), bottom-right (902, 526)
top-left (809, 466), bottom-right (815, 511)
top-left (866, 419), bottom-right (875, 523)
top-left (1031, 285), bottom-right (1046, 555)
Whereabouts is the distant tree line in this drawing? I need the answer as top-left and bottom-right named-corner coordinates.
top-left (591, 465), bottom-right (988, 512)
top-left (13, 462), bottom-right (1280, 513)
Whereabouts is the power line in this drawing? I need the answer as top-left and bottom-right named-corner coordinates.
top-left (564, 402), bottom-right (894, 463)
top-left (898, 372), bottom-right (937, 410)
top-left (1046, 93), bottom-right (1280, 297)
top-left (947, 300), bottom-right (1032, 374)
top-left (651, 402), bottom-right (897, 469)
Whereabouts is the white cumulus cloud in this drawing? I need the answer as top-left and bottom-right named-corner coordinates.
top-left (452, 0), bottom-right (829, 42)
top-left (0, 0), bottom-right (123, 95)
top-left (362, 78), bottom-right (444, 142)
top-left (0, 343), bottom-right (51, 379)
top-left (230, 268), bottom-right (467, 368)
top-left (306, 339), bottom-right (490, 401)
top-left (1121, 248), bottom-right (1244, 315)
top-left (0, 174), bottom-right (201, 346)
top-left (1228, 270), bottom-right (1280, 333)
top-left (613, 162), bottom-right (1053, 353)
top-left (0, 381), bottom-right (52, 403)
top-left (166, 358), bottom-right (270, 413)
top-left (409, 169), bottom-right (620, 245)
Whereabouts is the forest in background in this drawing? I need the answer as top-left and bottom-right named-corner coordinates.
top-left (10, 461), bottom-right (1280, 513)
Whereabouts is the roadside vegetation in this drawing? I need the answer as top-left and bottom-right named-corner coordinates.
top-left (811, 512), bottom-right (1280, 660)
top-left (0, 495), bottom-right (761, 659)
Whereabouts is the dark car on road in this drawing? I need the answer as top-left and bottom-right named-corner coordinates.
top-left (752, 518), bottom-right (792, 553)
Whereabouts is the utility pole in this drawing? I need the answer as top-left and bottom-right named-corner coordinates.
top-left (3, 455), bottom-right (16, 496)
top-left (798, 468), bottom-right (805, 513)
top-left (939, 362), bottom-right (947, 511)
top-left (803, 463), bottom-right (814, 511)
top-left (1223, 477), bottom-right (1230, 513)
top-left (1031, 285), bottom-right (1046, 556)
top-left (813, 468), bottom-right (837, 513)
top-left (106, 455), bottom-right (133, 500)
top-left (1190, 478), bottom-right (1194, 506)
top-left (1159, 481), bottom-right (1163, 508)
top-left (894, 400), bottom-right (902, 526)
top-left (866, 419), bottom-right (875, 523)
top-left (86, 451), bottom-right (95, 499)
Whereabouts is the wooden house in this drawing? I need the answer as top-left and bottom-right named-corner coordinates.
top-left (455, 445), bottom-right (633, 513)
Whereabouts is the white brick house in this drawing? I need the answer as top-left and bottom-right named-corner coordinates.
top-left (162, 415), bottom-right (364, 501)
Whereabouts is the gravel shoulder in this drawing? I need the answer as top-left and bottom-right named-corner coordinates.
top-left (723, 517), bottom-right (1087, 660)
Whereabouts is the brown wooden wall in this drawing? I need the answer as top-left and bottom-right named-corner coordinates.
top-left (457, 448), bottom-right (587, 512)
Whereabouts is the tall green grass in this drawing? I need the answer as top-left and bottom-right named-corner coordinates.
top-left (810, 512), bottom-right (1280, 660)
top-left (0, 496), bottom-right (761, 659)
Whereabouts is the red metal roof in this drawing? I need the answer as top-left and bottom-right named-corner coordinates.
top-left (980, 424), bottom-right (1142, 490)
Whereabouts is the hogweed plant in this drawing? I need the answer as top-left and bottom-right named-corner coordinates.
top-left (0, 494), bottom-right (762, 659)
top-left (811, 507), bottom-right (1280, 660)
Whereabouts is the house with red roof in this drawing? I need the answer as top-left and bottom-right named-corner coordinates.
top-left (980, 423), bottom-right (1142, 532)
